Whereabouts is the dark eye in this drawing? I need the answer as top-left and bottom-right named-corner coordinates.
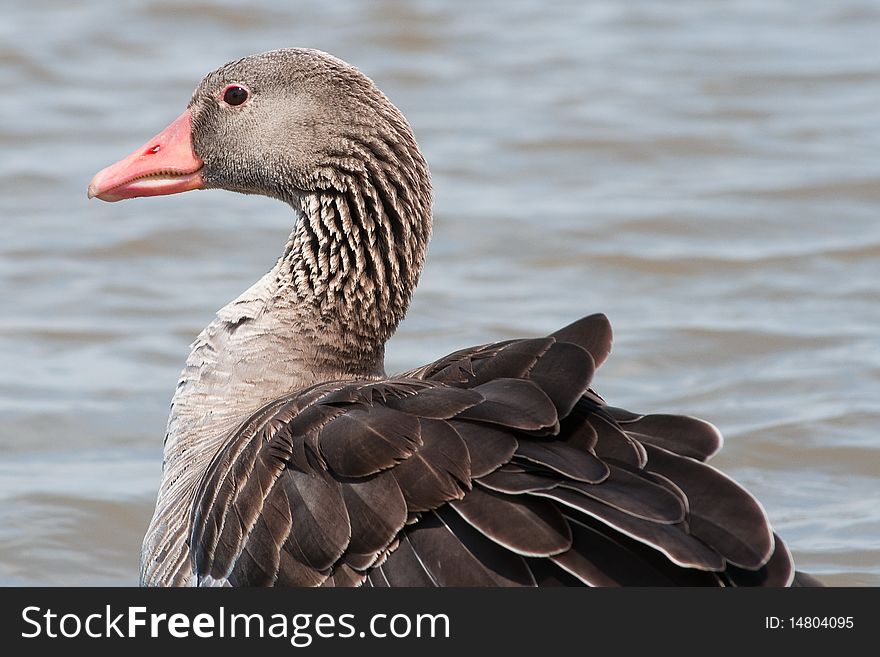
top-left (222, 85), bottom-right (249, 106)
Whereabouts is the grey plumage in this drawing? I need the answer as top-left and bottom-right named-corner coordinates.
top-left (92, 48), bottom-right (818, 587)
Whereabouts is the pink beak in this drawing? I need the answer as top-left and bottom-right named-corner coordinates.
top-left (88, 109), bottom-right (205, 202)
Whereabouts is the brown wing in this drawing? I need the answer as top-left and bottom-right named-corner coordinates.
top-left (189, 313), bottom-right (799, 587)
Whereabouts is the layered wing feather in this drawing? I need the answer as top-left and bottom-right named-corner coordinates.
top-left (188, 313), bottom-right (809, 587)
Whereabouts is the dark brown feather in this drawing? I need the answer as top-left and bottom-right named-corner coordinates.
top-left (384, 385), bottom-right (483, 419)
top-left (535, 486), bottom-right (725, 570)
top-left (338, 472), bottom-right (407, 558)
top-left (623, 414), bottom-right (723, 462)
top-left (724, 533), bottom-right (795, 587)
top-left (321, 563), bottom-right (366, 587)
top-left (460, 338), bottom-right (555, 385)
top-left (558, 465), bottom-right (686, 524)
top-left (389, 418), bottom-right (471, 512)
top-left (477, 464), bottom-right (560, 494)
top-left (280, 467), bottom-right (351, 570)
top-left (376, 534), bottom-right (438, 586)
top-left (402, 509), bottom-right (537, 586)
top-left (552, 515), bottom-right (725, 586)
top-left (450, 487), bottom-right (572, 557)
top-left (550, 313), bottom-right (613, 368)
top-left (514, 441), bottom-right (609, 484)
top-left (525, 342), bottom-right (595, 417)
top-left (319, 405), bottom-right (422, 477)
top-left (591, 412), bottom-right (648, 468)
top-left (643, 443), bottom-right (774, 569)
top-left (457, 378), bottom-right (558, 431)
top-left (448, 420), bottom-right (517, 477)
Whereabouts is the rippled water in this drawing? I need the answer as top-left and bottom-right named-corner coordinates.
top-left (1, 0), bottom-right (878, 586)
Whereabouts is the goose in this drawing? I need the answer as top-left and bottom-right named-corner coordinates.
top-left (89, 48), bottom-right (820, 587)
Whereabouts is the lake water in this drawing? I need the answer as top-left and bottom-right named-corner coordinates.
top-left (1, 0), bottom-right (878, 586)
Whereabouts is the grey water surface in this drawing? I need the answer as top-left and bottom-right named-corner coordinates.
top-left (1, 0), bottom-right (878, 585)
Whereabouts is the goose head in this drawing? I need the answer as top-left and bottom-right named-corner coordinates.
top-left (88, 48), bottom-right (428, 209)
